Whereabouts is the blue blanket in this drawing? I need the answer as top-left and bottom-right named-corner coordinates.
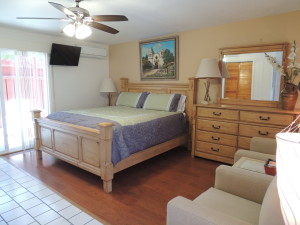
top-left (47, 111), bottom-right (187, 165)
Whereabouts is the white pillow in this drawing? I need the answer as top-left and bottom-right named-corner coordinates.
top-left (143, 93), bottom-right (182, 112)
top-left (116, 92), bottom-right (149, 108)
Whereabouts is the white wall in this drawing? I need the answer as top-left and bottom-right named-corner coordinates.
top-left (52, 57), bottom-right (109, 111)
top-left (0, 25), bottom-right (109, 112)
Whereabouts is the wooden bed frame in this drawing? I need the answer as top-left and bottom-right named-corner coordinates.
top-left (31, 78), bottom-right (196, 193)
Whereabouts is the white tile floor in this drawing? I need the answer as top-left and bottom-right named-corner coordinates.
top-left (0, 158), bottom-right (104, 225)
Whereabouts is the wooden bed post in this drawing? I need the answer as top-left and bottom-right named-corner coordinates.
top-left (187, 77), bottom-right (196, 122)
top-left (31, 110), bottom-right (42, 159)
top-left (120, 78), bottom-right (129, 91)
top-left (98, 122), bottom-right (115, 193)
top-left (191, 105), bottom-right (197, 157)
top-left (186, 77), bottom-right (196, 151)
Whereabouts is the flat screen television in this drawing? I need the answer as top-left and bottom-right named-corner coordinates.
top-left (50, 43), bottom-right (81, 66)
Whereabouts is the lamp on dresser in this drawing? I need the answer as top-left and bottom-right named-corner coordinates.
top-left (195, 58), bottom-right (222, 104)
top-left (99, 77), bottom-right (117, 106)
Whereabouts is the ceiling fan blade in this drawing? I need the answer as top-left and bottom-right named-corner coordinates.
top-left (91, 15), bottom-right (128, 22)
top-left (89, 22), bottom-right (119, 34)
top-left (48, 1), bottom-right (77, 20)
top-left (17, 17), bottom-right (71, 21)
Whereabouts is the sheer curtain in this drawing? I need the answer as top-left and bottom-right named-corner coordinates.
top-left (0, 50), bottom-right (51, 154)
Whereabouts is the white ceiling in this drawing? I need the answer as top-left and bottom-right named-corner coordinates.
top-left (1, 0), bottom-right (300, 46)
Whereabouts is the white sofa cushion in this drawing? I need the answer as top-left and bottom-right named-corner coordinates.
top-left (250, 137), bottom-right (276, 155)
top-left (259, 178), bottom-right (284, 225)
top-left (194, 188), bottom-right (261, 225)
top-left (167, 196), bottom-right (253, 225)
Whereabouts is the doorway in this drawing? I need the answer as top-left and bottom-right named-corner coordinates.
top-left (224, 62), bottom-right (253, 100)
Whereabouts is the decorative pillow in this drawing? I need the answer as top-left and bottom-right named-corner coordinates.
top-left (143, 93), bottom-right (182, 112)
top-left (116, 92), bottom-right (148, 108)
top-left (176, 95), bottom-right (186, 112)
top-left (137, 92), bottom-right (149, 108)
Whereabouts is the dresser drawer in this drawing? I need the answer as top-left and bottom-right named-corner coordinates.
top-left (240, 111), bottom-right (294, 126)
top-left (195, 141), bottom-right (236, 158)
top-left (197, 119), bottom-right (238, 135)
top-left (238, 136), bottom-right (251, 149)
top-left (197, 108), bottom-right (239, 121)
top-left (239, 124), bottom-right (282, 138)
top-left (196, 130), bottom-right (237, 147)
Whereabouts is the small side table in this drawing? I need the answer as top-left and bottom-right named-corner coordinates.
top-left (233, 157), bottom-right (266, 174)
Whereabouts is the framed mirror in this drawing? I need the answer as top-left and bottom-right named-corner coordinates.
top-left (219, 43), bottom-right (289, 107)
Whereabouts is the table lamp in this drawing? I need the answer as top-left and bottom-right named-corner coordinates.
top-left (99, 77), bottom-right (117, 106)
top-left (195, 58), bottom-right (222, 104)
top-left (276, 121), bottom-right (300, 225)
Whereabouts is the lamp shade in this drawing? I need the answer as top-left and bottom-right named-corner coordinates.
top-left (63, 23), bottom-right (92, 39)
top-left (195, 58), bottom-right (222, 78)
top-left (75, 24), bottom-right (92, 39)
top-left (99, 78), bottom-right (117, 93)
top-left (276, 132), bottom-right (300, 225)
top-left (63, 23), bottom-right (75, 37)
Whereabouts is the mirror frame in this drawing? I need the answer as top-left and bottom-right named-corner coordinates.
top-left (219, 42), bottom-right (289, 108)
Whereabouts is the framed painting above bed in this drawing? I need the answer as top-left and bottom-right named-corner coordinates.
top-left (139, 36), bottom-right (178, 80)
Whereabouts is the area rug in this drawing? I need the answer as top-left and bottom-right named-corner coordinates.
top-left (0, 157), bottom-right (108, 225)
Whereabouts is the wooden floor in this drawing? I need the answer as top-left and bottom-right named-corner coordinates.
top-left (3, 147), bottom-right (221, 225)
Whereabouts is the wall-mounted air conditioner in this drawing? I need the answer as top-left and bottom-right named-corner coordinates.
top-left (80, 46), bottom-right (107, 59)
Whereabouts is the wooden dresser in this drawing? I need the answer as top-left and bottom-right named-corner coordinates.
top-left (192, 104), bottom-right (300, 164)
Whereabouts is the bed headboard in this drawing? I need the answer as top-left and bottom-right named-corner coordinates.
top-left (120, 78), bottom-right (196, 126)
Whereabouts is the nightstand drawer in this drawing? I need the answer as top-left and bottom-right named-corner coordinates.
top-left (197, 108), bottom-right (239, 121)
top-left (240, 111), bottom-right (294, 126)
top-left (239, 124), bottom-right (281, 138)
top-left (195, 141), bottom-right (236, 158)
top-left (196, 130), bottom-right (237, 147)
top-left (197, 119), bottom-right (238, 135)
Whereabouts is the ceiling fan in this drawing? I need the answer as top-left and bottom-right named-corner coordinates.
top-left (17, 0), bottom-right (128, 36)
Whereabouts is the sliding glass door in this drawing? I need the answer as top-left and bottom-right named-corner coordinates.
top-left (0, 50), bottom-right (50, 155)
top-left (0, 99), bottom-right (6, 152)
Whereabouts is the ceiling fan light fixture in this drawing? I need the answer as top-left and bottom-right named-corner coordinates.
top-left (18, 1), bottom-right (127, 38)
top-left (63, 23), bottom-right (75, 37)
top-left (75, 24), bottom-right (92, 39)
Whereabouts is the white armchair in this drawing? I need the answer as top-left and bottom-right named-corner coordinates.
top-left (234, 137), bottom-right (276, 163)
top-left (167, 165), bottom-right (284, 225)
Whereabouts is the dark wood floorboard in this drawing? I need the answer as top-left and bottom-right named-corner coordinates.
top-left (3, 147), bottom-right (221, 225)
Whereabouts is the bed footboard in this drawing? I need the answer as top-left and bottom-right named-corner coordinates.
top-left (31, 110), bottom-right (115, 193)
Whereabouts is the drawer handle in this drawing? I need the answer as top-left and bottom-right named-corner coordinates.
top-left (259, 116), bottom-right (270, 121)
top-left (258, 131), bottom-right (269, 136)
top-left (211, 147), bottom-right (220, 152)
top-left (211, 136), bottom-right (220, 141)
top-left (213, 112), bottom-right (222, 116)
top-left (212, 125), bottom-right (221, 129)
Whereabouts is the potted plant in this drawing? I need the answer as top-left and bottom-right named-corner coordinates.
top-left (265, 41), bottom-right (300, 110)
